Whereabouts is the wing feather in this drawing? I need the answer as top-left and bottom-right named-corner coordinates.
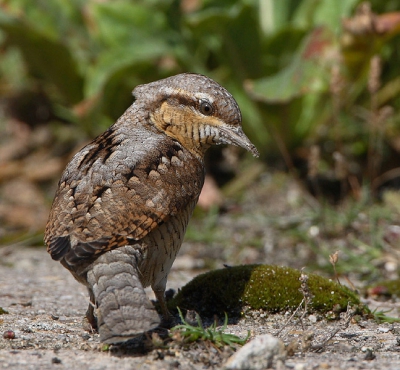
top-left (44, 131), bottom-right (204, 264)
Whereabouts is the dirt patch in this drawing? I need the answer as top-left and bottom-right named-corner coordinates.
top-left (1, 247), bottom-right (400, 369)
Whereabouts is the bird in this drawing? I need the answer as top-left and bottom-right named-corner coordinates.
top-left (44, 73), bottom-right (259, 344)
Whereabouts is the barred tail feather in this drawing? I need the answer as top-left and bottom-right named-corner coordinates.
top-left (86, 246), bottom-right (160, 344)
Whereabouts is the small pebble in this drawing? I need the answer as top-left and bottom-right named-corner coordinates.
top-left (364, 349), bottom-right (376, 361)
top-left (81, 333), bottom-right (91, 340)
top-left (224, 334), bottom-right (285, 370)
top-left (308, 314), bottom-right (317, 323)
top-left (3, 330), bottom-right (15, 339)
top-left (169, 360), bottom-right (180, 368)
top-left (52, 357), bottom-right (62, 364)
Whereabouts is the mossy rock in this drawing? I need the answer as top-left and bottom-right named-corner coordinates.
top-left (168, 264), bottom-right (361, 317)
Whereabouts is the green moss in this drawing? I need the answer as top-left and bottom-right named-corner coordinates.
top-left (0, 307), bottom-right (9, 315)
top-left (169, 265), bottom-right (361, 317)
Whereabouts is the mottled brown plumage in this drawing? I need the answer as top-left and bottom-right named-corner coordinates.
top-left (44, 73), bottom-right (258, 344)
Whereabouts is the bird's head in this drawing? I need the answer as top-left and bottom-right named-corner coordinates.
top-left (132, 73), bottom-right (259, 159)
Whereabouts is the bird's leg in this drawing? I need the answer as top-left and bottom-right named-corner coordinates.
top-left (153, 288), bottom-right (175, 328)
top-left (85, 288), bottom-right (98, 332)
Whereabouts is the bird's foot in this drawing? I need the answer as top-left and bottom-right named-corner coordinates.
top-left (159, 312), bottom-right (178, 329)
top-left (83, 304), bottom-right (98, 333)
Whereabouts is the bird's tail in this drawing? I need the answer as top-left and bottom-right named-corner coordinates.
top-left (86, 245), bottom-right (160, 344)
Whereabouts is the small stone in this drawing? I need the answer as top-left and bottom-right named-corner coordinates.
top-left (364, 349), bottom-right (376, 361)
top-left (153, 351), bottom-right (164, 360)
top-left (51, 357), bottom-right (62, 364)
top-left (308, 314), bottom-right (317, 323)
top-left (81, 333), bottom-right (91, 340)
top-left (224, 334), bottom-right (285, 370)
top-left (384, 261), bottom-right (397, 272)
top-left (184, 310), bottom-right (198, 326)
top-left (169, 360), bottom-right (180, 368)
top-left (3, 330), bottom-right (15, 339)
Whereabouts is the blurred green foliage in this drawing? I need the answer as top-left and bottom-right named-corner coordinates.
top-left (0, 0), bottom-right (400, 172)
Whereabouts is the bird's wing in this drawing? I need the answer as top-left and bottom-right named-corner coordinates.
top-left (45, 133), bottom-right (204, 264)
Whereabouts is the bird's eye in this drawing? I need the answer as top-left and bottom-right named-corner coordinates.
top-left (199, 100), bottom-right (213, 116)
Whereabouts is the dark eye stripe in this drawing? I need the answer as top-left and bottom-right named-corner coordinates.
top-left (166, 94), bottom-right (215, 116)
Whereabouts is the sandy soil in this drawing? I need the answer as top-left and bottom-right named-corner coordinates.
top-left (1, 247), bottom-right (400, 370)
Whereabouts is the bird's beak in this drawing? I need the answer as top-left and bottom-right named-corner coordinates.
top-left (219, 125), bottom-right (259, 157)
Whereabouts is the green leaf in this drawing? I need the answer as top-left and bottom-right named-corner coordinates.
top-left (293, 0), bottom-right (359, 32)
top-left (259, 0), bottom-right (303, 35)
top-left (171, 307), bottom-right (248, 348)
top-left (2, 0), bottom-right (87, 40)
top-left (185, 3), bottom-right (262, 79)
top-left (84, 1), bottom-right (174, 100)
top-left (0, 12), bottom-right (83, 104)
top-left (85, 40), bottom-right (170, 99)
top-left (90, 1), bottom-right (168, 47)
top-left (224, 82), bottom-right (270, 149)
top-left (246, 27), bottom-right (335, 103)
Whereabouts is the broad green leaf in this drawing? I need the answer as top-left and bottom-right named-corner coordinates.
top-left (0, 0), bottom-right (90, 72)
top-left (292, 93), bottom-right (331, 142)
top-left (85, 40), bottom-right (170, 98)
top-left (223, 4), bottom-right (262, 79)
top-left (259, 0), bottom-right (302, 35)
top-left (261, 27), bottom-right (307, 75)
top-left (185, 3), bottom-right (262, 79)
top-left (1, 0), bottom-right (86, 40)
top-left (312, 0), bottom-right (358, 32)
top-left (293, 0), bottom-right (359, 32)
top-left (224, 81), bottom-right (269, 149)
top-left (246, 27), bottom-right (335, 103)
top-left (0, 12), bottom-right (83, 104)
top-left (89, 1), bottom-right (168, 47)
top-left (185, 4), bottom-right (240, 32)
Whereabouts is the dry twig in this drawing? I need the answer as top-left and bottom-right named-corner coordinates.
top-left (310, 303), bottom-right (356, 352)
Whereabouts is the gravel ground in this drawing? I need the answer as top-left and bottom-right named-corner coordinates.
top-left (2, 247), bottom-right (400, 370)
